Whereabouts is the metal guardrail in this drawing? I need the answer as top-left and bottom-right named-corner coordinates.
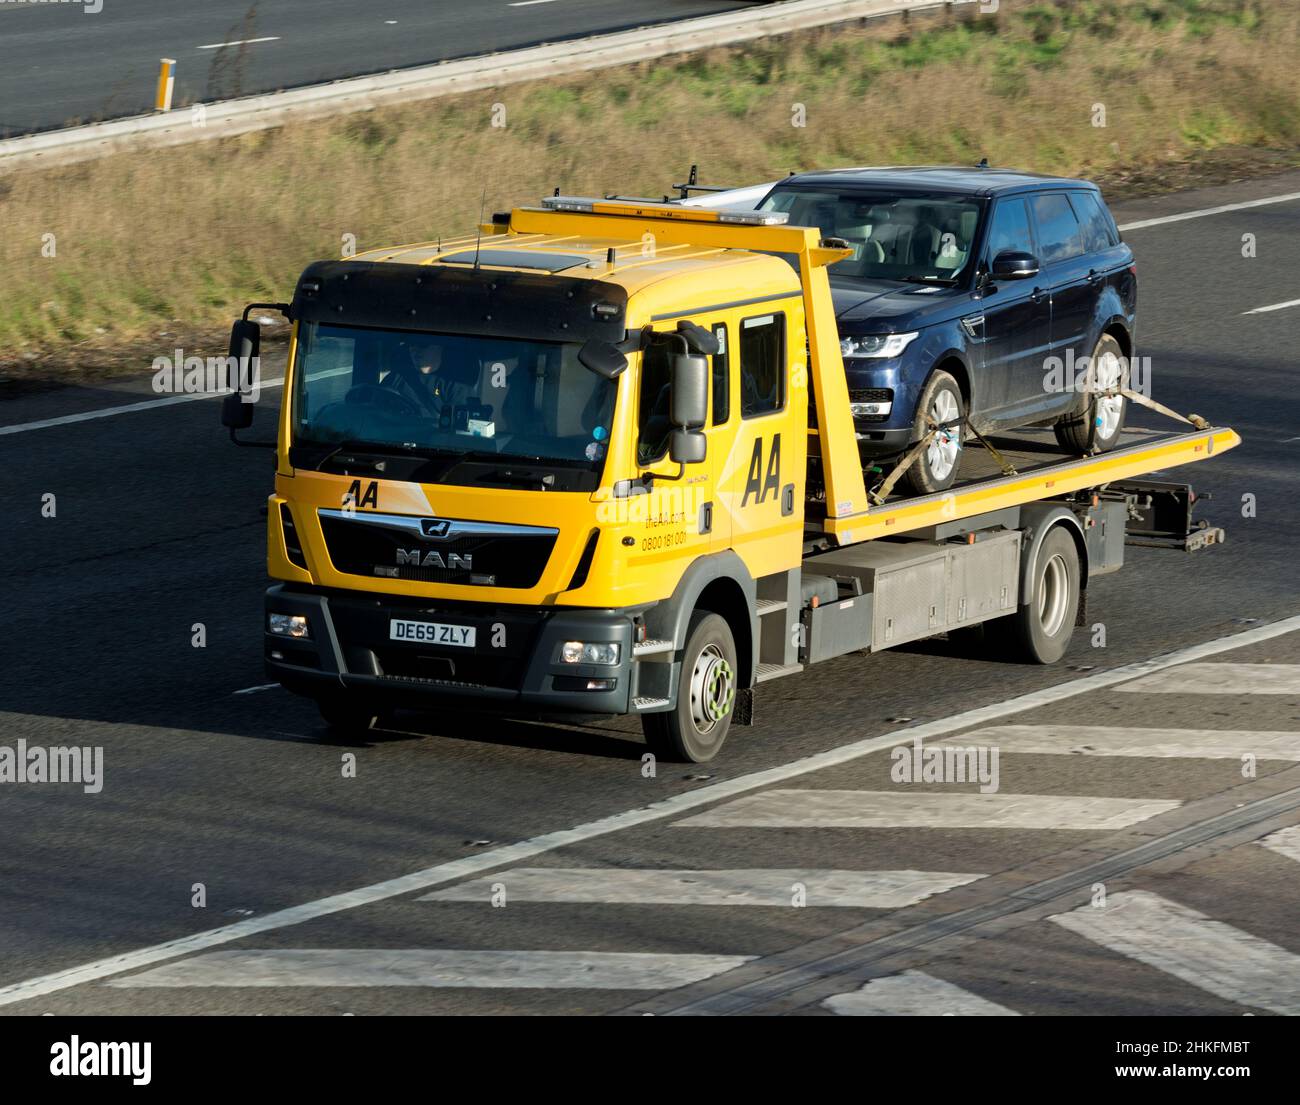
top-left (0, 0), bottom-right (980, 172)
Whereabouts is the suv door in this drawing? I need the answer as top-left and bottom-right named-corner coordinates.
top-left (1024, 191), bottom-right (1093, 420)
top-left (972, 195), bottom-right (1052, 423)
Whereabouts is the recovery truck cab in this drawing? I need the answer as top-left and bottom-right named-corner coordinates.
top-left (222, 197), bottom-right (1238, 761)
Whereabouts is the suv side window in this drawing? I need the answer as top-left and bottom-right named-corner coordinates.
top-left (1069, 191), bottom-right (1119, 253)
top-left (740, 313), bottom-right (785, 418)
top-left (986, 197), bottom-right (1034, 261)
top-left (1030, 193), bottom-right (1084, 264)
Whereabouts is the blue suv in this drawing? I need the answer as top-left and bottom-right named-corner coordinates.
top-left (756, 167), bottom-right (1137, 494)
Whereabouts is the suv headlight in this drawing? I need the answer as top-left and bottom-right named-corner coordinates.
top-left (561, 641), bottom-right (621, 665)
top-left (840, 332), bottom-right (919, 359)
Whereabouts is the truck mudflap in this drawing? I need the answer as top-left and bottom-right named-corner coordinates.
top-left (262, 585), bottom-right (641, 716)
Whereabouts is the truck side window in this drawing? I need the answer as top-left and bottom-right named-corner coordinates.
top-left (636, 340), bottom-right (673, 465)
top-left (711, 323), bottom-right (730, 426)
top-left (740, 312), bottom-right (785, 418)
top-left (1030, 192), bottom-right (1084, 264)
top-left (986, 197), bottom-right (1033, 261)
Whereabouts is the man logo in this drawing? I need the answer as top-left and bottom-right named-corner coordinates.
top-left (396, 549), bottom-right (472, 570)
top-left (420, 518), bottom-right (452, 539)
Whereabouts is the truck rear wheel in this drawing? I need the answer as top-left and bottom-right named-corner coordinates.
top-left (642, 612), bottom-right (737, 763)
top-left (987, 526), bottom-right (1080, 664)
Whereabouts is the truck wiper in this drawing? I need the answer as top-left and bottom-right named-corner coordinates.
top-left (313, 439), bottom-right (421, 469)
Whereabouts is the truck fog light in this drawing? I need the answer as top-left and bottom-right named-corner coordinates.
top-left (561, 641), bottom-right (620, 665)
top-left (585, 678), bottom-right (616, 691)
top-left (268, 613), bottom-right (310, 639)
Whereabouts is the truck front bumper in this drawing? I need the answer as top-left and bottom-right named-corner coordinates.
top-left (264, 584), bottom-right (641, 716)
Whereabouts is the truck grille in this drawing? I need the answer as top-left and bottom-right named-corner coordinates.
top-left (318, 510), bottom-right (558, 589)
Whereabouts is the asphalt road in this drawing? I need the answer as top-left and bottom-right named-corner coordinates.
top-left (0, 0), bottom-right (755, 136)
top-left (0, 172), bottom-right (1298, 1017)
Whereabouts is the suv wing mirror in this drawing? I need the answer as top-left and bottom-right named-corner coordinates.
top-left (991, 250), bottom-right (1040, 280)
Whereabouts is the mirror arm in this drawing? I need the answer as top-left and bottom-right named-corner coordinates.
top-left (242, 301), bottom-right (292, 322)
top-left (638, 462), bottom-right (686, 486)
top-left (228, 427), bottom-right (276, 449)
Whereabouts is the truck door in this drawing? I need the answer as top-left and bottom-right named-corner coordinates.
top-left (716, 308), bottom-right (803, 575)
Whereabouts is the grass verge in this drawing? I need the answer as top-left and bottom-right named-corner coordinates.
top-left (2, 0), bottom-right (1297, 376)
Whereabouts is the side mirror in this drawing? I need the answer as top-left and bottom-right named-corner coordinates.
top-left (668, 351), bottom-right (708, 466)
top-left (991, 250), bottom-right (1039, 280)
top-left (221, 319), bottom-right (260, 430)
top-left (578, 338), bottom-right (628, 380)
top-left (669, 428), bottom-right (707, 465)
top-left (670, 352), bottom-right (708, 428)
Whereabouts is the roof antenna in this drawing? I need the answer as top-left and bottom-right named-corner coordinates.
top-left (473, 185), bottom-right (486, 271)
top-left (977, 157), bottom-right (989, 169)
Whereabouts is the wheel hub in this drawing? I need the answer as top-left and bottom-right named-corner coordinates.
top-left (689, 645), bottom-right (734, 734)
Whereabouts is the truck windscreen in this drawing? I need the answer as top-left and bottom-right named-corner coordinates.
top-left (291, 322), bottom-right (617, 481)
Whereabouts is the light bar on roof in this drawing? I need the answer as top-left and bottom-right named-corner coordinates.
top-left (540, 195), bottom-right (788, 226)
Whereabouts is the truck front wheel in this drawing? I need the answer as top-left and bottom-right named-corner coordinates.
top-left (316, 694), bottom-right (379, 735)
top-left (642, 612), bottom-right (737, 763)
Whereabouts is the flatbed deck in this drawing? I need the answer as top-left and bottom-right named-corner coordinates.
top-left (811, 424), bottom-right (1239, 546)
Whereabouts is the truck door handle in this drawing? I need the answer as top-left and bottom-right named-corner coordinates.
top-left (1030, 287), bottom-right (1046, 303)
top-left (1087, 269), bottom-right (1101, 286)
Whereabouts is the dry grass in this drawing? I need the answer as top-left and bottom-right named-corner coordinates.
top-left (3, 0), bottom-right (1297, 370)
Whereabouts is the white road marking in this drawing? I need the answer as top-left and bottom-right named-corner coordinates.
top-left (197, 37), bottom-right (281, 50)
top-left (1259, 825), bottom-right (1300, 865)
top-left (107, 949), bottom-right (752, 990)
top-left (508, 1), bottom-right (561, 7)
top-left (421, 867), bottom-right (986, 908)
top-left (823, 970), bottom-right (1019, 1016)
top-left (232, 683), bottom-right (280, 696)
top-left (1118, 190), bottom-right (1300, 231)
top-left (1117, 662), bottom-right (1300, 695)
top-left (674, 791), bottom-right (1179, 831)
top-left (939, 725), bottom-right (1300, 760)
top-left (1, 613), bottom-right (1296, 1009)
top-left (0, 379), bottom-right (284, 437)
top-left (1051, 890), bottom-right (1300, 1015)
top-left (1242, 297), bottom-right (1300, 315)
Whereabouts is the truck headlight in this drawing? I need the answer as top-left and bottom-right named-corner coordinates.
top-left (841, 332), bottom-right (919, 359)
top-left (561, 641), bottom-right (621, 665)
top-left (268, 613), bottom-right (310, 639)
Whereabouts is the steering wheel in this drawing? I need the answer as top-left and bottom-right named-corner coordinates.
top-left (344, 383), bottom-right (424, 418)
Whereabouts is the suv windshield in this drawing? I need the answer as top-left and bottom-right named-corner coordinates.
top-left (292, 322), bottom-right (616, 481)
top-left (759, 188), bottom-right (984, 285)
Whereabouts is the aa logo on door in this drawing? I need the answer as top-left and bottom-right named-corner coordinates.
top-left (742, 435), bottom-right (781, 507)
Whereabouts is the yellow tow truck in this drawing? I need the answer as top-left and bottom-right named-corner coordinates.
top-left (222, 197), bottom-right (1238, 761)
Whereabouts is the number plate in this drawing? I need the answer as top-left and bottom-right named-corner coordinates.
top-left (389, 618), bottom-right (476, 648)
